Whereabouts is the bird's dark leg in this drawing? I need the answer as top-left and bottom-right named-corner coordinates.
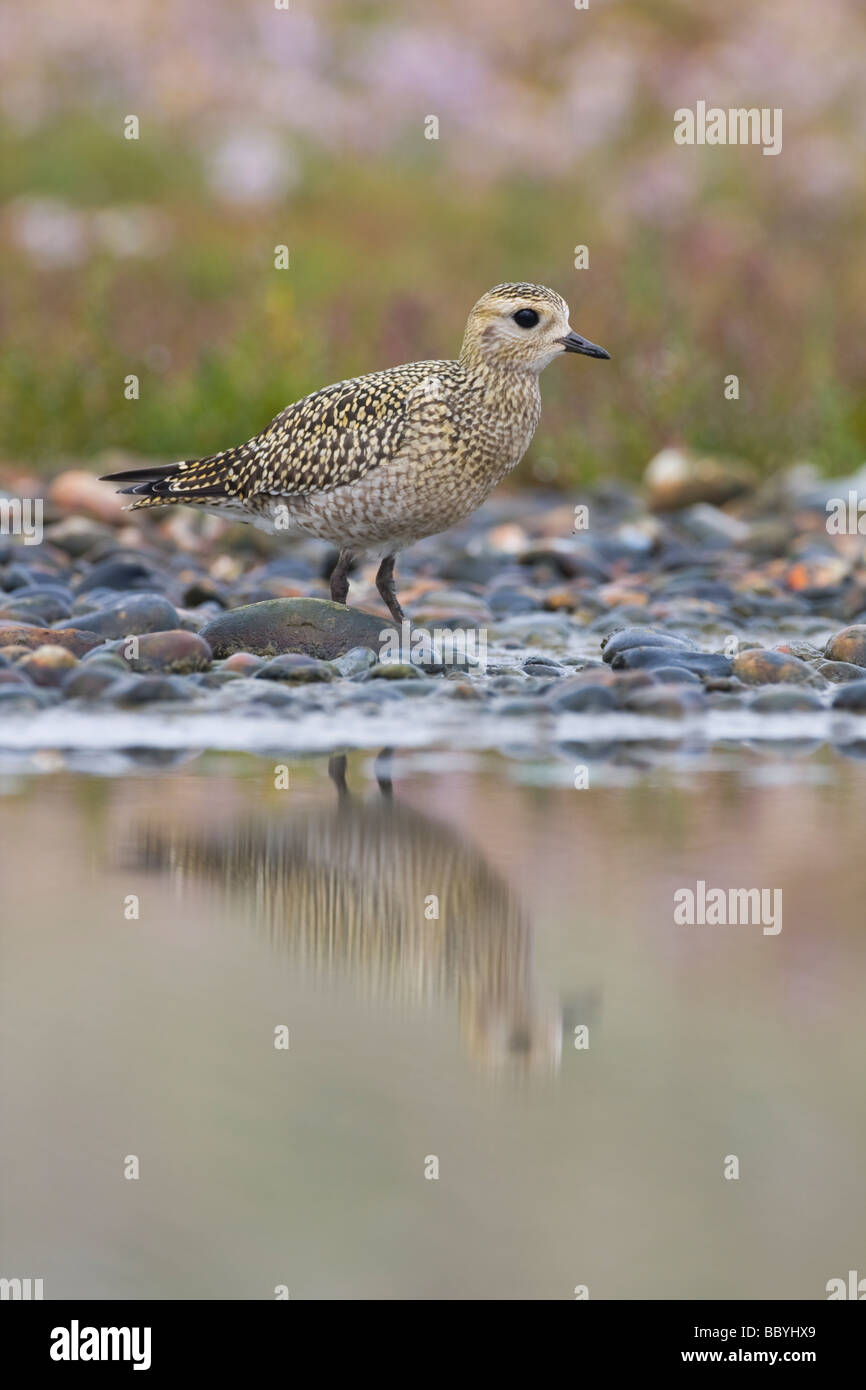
top-left (327, 752), bottom-right (351, 800)
top-left (375, 554), bottom-right (405, 623)
top-left (329, 549), bottom-right (354, 606)
top-left (374, 747), bottom-right (395, 799)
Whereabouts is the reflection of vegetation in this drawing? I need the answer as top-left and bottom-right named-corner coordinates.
top-left (1, 118), bottom-right (863, 477)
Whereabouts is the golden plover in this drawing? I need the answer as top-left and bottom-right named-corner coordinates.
top-left (103, 283), bottom-right (609, 620)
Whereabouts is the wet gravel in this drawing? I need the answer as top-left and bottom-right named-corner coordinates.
top-left (3, 453), bottom-right (866, 755)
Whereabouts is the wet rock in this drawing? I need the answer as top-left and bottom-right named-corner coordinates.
top-left (44, 516), bottom-right (117, 558)
top-left (74, 558), bottom-right (164, 596)
top-left (333, 646), bottom-right (378, 678)
top-left (704, 676), bottom-right (748, 693)
top-left (201, 598), bottom-right (394, 661)
top-left (489, 586), bottom-right (543, 616)
top-left (645, 447), bottom-right (755, 512)
top-left (182, 577), bottom-right (230, 608)
top-left (0, 686), bottom-right (51, 712)
top-left (0, 608), bottom-right (48, 626)
top-left (55, 593), bottom-right (180, 638)
top-left (497, 697), bottom-right (545, 715)
top-left (823, 625), bottom-right (866, 667)
top-left (704, 691), bottom-right (746, 711)
top-left (549, 682), bottom-right (619, 712)
top-left (786, 555), bottom-right (850, 598)
top-left (815, 660), bottom-right (866, 684)
top-left (409, 589), bottom-right (492, 622)
top-left (774, 639), bottom-right (824, 664)
top-left (832, 681), bottom-right (866, 712)
top-left (110, 675), bottom-right (197, 706)
top-left (601, 626), bottom-right (695, 662)
top-left (610, 647), bottom-right (733, 678)
top-left (121, 630), bottom-right (213, 675)
top-left (254, 653), bottom-right (335, 683)
top-left (61, 665), bottom-right (124, 699)
top-left (523, 657), bottom-right (565, 676)
top-left (49, 468), bottom-right (128, 524)
top-left (80, 652), bottom-right (133, 672)
top-left (676, 503), bottom-right (750, 545)
top-left (192, 670), bottom-right (242, 690)
top-left (221, 652), bottom-right (266, 675)
top-left (18, 644), bottom-right (79, 687)
top-left (622, 687), bottom-right (699, 717)
top-left (246, 683), bottom-right (298, 709)
top-left (651, 666), bottom-right (703, 685)
top-left (2, 592), bottom-right (72, 623)
top-left (367, 662), bottom-right (428, 681)
top-left (0, 624), bottom-right (103, 657)
top-left (731, 649), bottom-right (816, 685)
top-left (750, 687), bottom-right (824, 713)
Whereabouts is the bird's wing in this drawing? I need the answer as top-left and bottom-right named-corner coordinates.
top-left (101, 362), bottom-right (459, 509)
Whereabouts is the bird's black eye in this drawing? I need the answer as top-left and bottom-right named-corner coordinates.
top-left (512, 308), bottom-right (539, 329)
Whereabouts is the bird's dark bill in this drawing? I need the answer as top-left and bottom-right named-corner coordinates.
top-left (560, 331), bottom-right (610, 359)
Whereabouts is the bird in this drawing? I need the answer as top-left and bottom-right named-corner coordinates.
top-left (102, 283), bottom-right (609, 622)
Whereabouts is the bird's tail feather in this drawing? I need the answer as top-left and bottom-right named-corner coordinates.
top-left (100, 451), bottom-right (244, 509)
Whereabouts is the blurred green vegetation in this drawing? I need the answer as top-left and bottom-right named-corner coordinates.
top-left (1, 116), bottom-right (864, 484)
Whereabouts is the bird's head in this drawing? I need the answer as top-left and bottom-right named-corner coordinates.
top-left (460, 282), bottom-right (610, 374)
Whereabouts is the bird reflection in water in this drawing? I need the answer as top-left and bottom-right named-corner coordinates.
top-left (134, 752), bottom-right (563, 1072)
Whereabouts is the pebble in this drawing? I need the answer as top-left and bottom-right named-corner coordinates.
top-left (651, 666), bottom-right (703, 685)
top-left (110, 675), bottom-right (198, 706)
top-left (120, 630), bottom-right (213, 675)
top-left (201, 597), bottom-right (394, 660)
top-left (824, 625), bottom-right (866, 667)
top-left (2, 593), bottom-right (72, 623)
top-left (221, 652), bottom-right (265, 675)
top-left (56, 593), bottom-right (180, 638)
top-left (644, 446), bottom-right (756, 512)
top-left (832, 681), bottom-right (866, 712)
top-left (549, 683), bottom-right (619, 713)
top-left (0, 687), bottom-right (52, 712)
top-left (74, 558), bottom-right (163, 596)
top-left (523, 657), bottom-right (565, 676)
top-left (749, 688), bottom-right (824, 713)
top-left (3, 458), bottom-right (866, 746)
top-left (601, 626), bottom-right (695, 661)
top-left (62, 665), bottom-right (125, 699)
top-left (610, 647), bottom-right (733, 678)
top-left (367, 662), bottom-right (429, 682)
top-left (0, 624), bottom-right (103, 657)
top-left (254, 653), bottom-right (335, 683)
top-left (815, 660), bottom-right (866, 684)
top-left (731, 649), bottom-right (815, 685)
top-left (621, 687), bottom-right (699, 717)
top-left (18, 645), bottom-right (79, 687)
top-left (333, 646), bottom-right (379, 678)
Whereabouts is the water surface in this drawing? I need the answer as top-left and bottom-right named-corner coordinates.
top-left (1, 746), bottom-right (864, 1299)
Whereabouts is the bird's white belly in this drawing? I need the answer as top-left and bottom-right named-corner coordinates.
top-left (259, 460), bottom-right (502, 557)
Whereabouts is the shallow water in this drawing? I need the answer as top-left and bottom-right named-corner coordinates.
top-left (1, 745), bottom-right (865, 1299)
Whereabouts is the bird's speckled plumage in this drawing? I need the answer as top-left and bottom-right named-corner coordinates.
top-left (103, 283), bottom-right (609, 618)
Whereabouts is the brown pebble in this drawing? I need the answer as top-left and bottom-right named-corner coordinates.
top-left (0, 625), bottom-right (103, 657)
top-left (823, 624), bottom-right (866, 668)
